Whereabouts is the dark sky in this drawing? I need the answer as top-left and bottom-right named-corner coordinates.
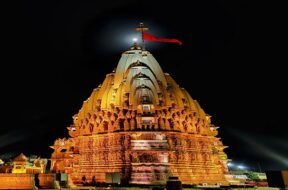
top-left (2, 0), bottom-right (287, 170)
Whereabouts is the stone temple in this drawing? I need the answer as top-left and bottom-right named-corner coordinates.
top-left (50, 43), bottom-right (229, 185)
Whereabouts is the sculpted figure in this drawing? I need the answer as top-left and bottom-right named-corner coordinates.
top-left (165, 119), bottom-right (170, 130)
top-left (124, 119), bottom-right (130, 131)
top-left (130, 118), bottom-right (136, 130)
top-left (159, 118), bottom-right (165, 129)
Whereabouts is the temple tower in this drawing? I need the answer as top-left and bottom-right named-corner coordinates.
top-left (50, 43), bottom-right (229, 185)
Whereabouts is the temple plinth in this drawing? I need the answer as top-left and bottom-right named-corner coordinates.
top-left (50, 44), bottom-right (229, 185)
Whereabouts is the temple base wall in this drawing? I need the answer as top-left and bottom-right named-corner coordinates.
top-left (0, 173), bottom-right (55, 189)
top-left (0, 174), bottom-right (34, 189)
top-left (63, 132), bottom-right (228, 185)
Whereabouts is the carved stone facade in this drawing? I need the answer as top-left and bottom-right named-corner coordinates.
top-left (50, 44), bottom-right (229, 185)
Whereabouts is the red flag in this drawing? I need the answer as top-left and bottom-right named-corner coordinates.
top-left (143, 32), bottom-right (182, 45)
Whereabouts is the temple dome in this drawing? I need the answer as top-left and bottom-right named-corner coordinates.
top-left (13, 153), bottom-right (28, 162)
top-left (75, 45), bottom-right (208, 130)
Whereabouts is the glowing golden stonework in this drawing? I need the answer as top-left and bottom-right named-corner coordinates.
top-left (50, 44), bottom-right (229, 185)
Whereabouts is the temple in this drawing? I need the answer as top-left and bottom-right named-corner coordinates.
top-left (50, 43), bottom-right (229, 185)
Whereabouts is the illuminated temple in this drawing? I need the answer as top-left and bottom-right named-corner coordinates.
top-left (50, 43), bottom-right (229, 185)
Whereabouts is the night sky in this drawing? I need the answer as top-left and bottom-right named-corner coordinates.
top-left (2, 1), bottom-right (287, 170)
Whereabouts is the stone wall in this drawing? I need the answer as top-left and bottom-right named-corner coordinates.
top-left (38, 173), bottom-right (55, 189)
top-left (0, 173), bottom-right (55, 189)
top-left (0, 173), bottom-right (34, 189)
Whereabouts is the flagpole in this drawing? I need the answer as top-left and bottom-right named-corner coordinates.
top-left (136, 22), bottom-right (149, 51)
top-left (140, 22), bottom-right (145, 50)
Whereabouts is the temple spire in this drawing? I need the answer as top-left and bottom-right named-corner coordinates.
top-left (136, 22), bottom-right (149, 50)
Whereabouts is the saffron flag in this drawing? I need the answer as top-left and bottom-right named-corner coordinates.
top-left (143, 32), bottom-right (182, 45)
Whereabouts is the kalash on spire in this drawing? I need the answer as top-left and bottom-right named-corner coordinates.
top-left (50, 23), bottom-right (229, 186)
